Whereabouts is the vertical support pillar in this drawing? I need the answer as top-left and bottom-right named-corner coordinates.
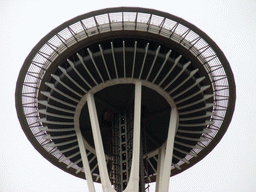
top-left (87, 93), bottom-right (115, 192)
top-left (74, 97), bottom-right (95, 192)
top-left (155, 144), bottom-right (165, 192)
top-left (155, 107), bottom-right (178, 192)
top-left (124, 81), bottom-right (142, 192)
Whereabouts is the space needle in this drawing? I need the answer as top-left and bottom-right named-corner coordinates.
top-left (16, 7), bottom-right (236, 192)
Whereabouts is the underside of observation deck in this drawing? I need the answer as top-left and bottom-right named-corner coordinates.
top-left (16, 7), bottom-right (236, 192)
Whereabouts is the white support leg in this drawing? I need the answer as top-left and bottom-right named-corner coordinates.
top-left (155, 144), bottom-right (165, 192)
top-left (74, 98), bottom-right (95, 192)
top-left (124, 81), bottom-right (142, 192)
top-left (87, 93), bottom-right (115, 192)
top-left (155, 107), bottom-right (178, 192)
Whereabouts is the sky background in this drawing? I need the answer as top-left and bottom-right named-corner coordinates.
top-left (0, 0), bottom-right (256, 191)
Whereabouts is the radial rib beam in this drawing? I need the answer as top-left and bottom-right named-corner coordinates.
top-left (39, 126), bottom-right (75, 132)
top-left (179, 103), bottom-right (214, 115)
top-left (163, 61), bottom-right (191, 89)
top-left (99, 44), bottom-right (111, 80)
top-left (67, 59), bottom-right (92, 88)
top-left (177, 128), bottom-right (212, 134)
top-left (111, 42), bottom-right (118, 78)
top-left (179, 112), bottom-right (214, 121)
top-left (47, 139), bottom-right (77, 147)
top-left (51, 74), bottom-right (82, 97)
top-left (139, 43), bottom-right (149, 79)
top-left (52, 145), bottom-right (78, 155)
top-left (175, 85), bottom-right (210, 104)
top-left (38, 109), bottom-right (74, 119)
top-left (58, 66), bottom-right (87, 93)
top-left (152, 49), bottom-right (172, 83)
top-left (59, 151), bottom-right (80, 162)
top-left (172, 76), bottom-right (205, 99)
top-left (87, 48), bottom-right (104, 82)
top-left (169, 68), bottom-right (199, 95)
top-left (132, 41), bottom-right (137, 78)
top-left (159, 55), bottom-right (182, 86)
top-left (43, 133), bottom-right (77, 140)
top-left (45, 82), bottom-right (80, 103)
top-left (146, 45), bottom-right (161, 80)
top-left (77, 53), bottom-right (98, 85)
top-left (40, 91), bottom-right (76, 108)
top-left (177, 94), bottom-right (213, 110)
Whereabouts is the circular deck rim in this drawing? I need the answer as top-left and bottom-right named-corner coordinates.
top-left (15, 7), bottom-right (236, 181)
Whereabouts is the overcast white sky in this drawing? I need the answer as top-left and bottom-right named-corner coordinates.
top-left (0, 0), bottom-right (256, 191)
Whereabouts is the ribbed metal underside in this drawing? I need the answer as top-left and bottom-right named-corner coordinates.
top-left (38, 37), bottom-right (214, 181)
top-left (16, 7), bottom-right (235, 185)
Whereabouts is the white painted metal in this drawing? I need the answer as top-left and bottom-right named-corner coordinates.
top-left (87, 78), bottom-right (176, 108)
top-left (87, 93), bottom-right (115, 192)
top-left (174, 146), bottom-right (197, 157)
top-left (173, 164), bottom-right (181, 170)
top-left (179, 103), bottom-right (214, 115)
top-left (174, 140), bottom-right (203, 150)
top-left (163, 61), bottom-right (191, 90)
top-left (47, 139), bottom-right (77, 147)
top-left (172, 154), bottom-right (189, 164)
top-left (169, 68), bottom-right (199, 95)
top-left (37, 39), bottom-right (214, 190)
top-left (179, 112), bottom-right (214, 121)
top-left (87, 48), bottom-right (104, 82)
top-left (111, 42), bottom-right (119, 78)
top-left (175, 135), bottom-right (208, 142)
top-left (18, 9), bottom-right (234, 189)
top-left (99, 44), bottom-right (111, 80)
top-left (38, 109), bottom-right (74, 119)
top-left (146, 158), bottom-right (157, 173)
top-left (38, 118), bottom-right (74, 125)
top-left (179, 120), bottom-right (214, 127)
top-left (177, 128), bottom-right (212, 134)
top-left (124, 81), bottom-right (142, 192)
top-left (52, 145), bottom-right (79, 155)
top-left (123, 41), bottom-right (126, 78)
top-left (155, 145), bottom-right (165, 192)
top-left (67, 59), bottom-right (92, 88)
top-left (40, 91), bottom-right (77, 108)
top-left (177, 94), bottom-right (213, 110)
top-left (67, 158), bottom-right (82, 168)
top-left (77, 53), bottom-right (99, 85)
top-left (76, 167), bottom-right (83, 174)
top-left (59, 151), bottom-right (80, 162)
top-left (159, 55), bottom-right (182, 87)
top-left (39, 126), bottom-right (75, 132)
top-left (43, 133), bottom-right (76, 140)
top-left (175, 85), bottom-right (210, 104)
top-left (172, 76), bottom-right (205, 99)
top-left (139, 43), bottom-right (149, 79)
top-left (146, 45), bottom-right (161, 81)
top-left (152, 49), bottom-right (172, 83)
top-left (132, 41), bottom-right (137, 78)
top-left (156, 107), bottom-right (178, 192)
top-left (74, 96), bottom-right (96, 192)
top-left (58, 66), bottom-right (87, 93)
top-left (51, 74), bottom-right (83, 97)
top-left (45, 82), bottom-right (80, 103)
